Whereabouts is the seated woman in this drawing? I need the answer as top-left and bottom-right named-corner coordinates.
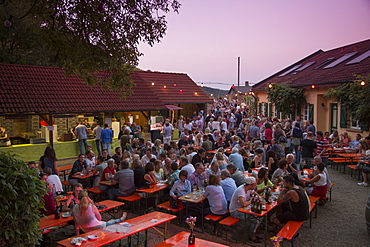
top-left (153, 159), bottom-right (164, 181)
top-left (39, 172), bottom-right (56, 216)
top-left (251, 148), bottom-right (264, 168)
top-left (256, 168), bottom-right (275, 195)
top-left (138, 162), bottom-right (158, 199)
top-left (62, 183), bottom-right (91, 212)
top-left (73, 190), bottom-right (127, 235)
top-left (271, 159), bottom-right (290, 184)
top-left (239, 148), bottom-right (251, 171)
top-left (305, 163), bottom-right (328, 205)
top-left (340, 132), bottom-right (351, 146)
top-left (203, 174), bottom-right (228, 216)
top-left (215, 152), bottom-right (228, 170)
top-left (266, 149), bottom-right (279, 178)
top-left (170, 170), bottom-right (191, 200)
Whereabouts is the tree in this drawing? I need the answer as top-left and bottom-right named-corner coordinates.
top-left (0, 0), bottom-right (181, 96)
top-left (0, 152), bottom-right (45, 246)
top-left (325, 75), bottom-right (370, 125)
top-left (266, 82), bottom-right (307, 117)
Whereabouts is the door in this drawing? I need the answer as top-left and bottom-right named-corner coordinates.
top-left (330, 103), bottom-right (338, 134)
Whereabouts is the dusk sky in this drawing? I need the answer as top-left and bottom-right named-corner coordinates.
top-left (138, 0), bottom-right (370, 90)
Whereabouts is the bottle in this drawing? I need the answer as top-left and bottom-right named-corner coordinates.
top-left (52, 184), bottom-right (57, 197)
top-left (251, 197), bottom-right (255, 212)
top-left (265, 187), bottom-right (270, 204)
top-left (54, 204), bottom-right (60, 219)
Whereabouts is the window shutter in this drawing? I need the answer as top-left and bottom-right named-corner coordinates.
top-left (268, 103), bottom-right (272, 117)
top-left (309, 104), bottom-right (314, 123)
top-left (264, 103), bottom-right (268, 116)
top-left (340, 105), bottom-right (347, 128)
top-left (360, 122), bottom-right (369, 131)
top-left (258, 103), bottom-right (262, 114)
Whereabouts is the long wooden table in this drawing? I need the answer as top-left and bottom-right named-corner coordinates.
top-left (58, 164), bottom-right (73, 180)
top-left (154, 231), bottom-right (229, 247)
top-left (178, 191), bottom-right (206, 233)
top-left (57, 211), bottom-right (176, 247)
top-left (136, 183), bottom-right (169, 208)
top-left (238, 200), bottom-right (279, 247)
top-left (39, 200), bottom-right (124, 230)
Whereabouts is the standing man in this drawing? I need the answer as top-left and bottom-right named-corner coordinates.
top-left (100, 124), bottom-right (113, 155)
top-left (75, 122), bottom-right (88, 154)
top-left (131, 122), bottom-right (142, 139)
top-left (93, 122), bottom-right (103, 155)
top-left (248, 121), bottom-right (260, 141)
top-left (315, 131), bottom-right (329, 165)
top-left (229, 177), bottom-right (262, 243)
top-left (162, 119), bottom-right (174, 145)
top-left (299, 131), bottom-right (317, 168)
top-left (306, 120), bottom-right (316, 138)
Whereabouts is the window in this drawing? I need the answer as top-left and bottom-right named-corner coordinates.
top-left (350, 116), bottom-right (360, 130)
top-left (303, 104), bottom-right (314, 123)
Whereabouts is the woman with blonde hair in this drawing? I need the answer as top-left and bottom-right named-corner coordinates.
top-left (194, 133), bottom-right (203, 146)
top-left (73, 190), bottom-right (127, 235)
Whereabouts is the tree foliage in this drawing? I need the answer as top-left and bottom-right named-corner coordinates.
top-left (325, 75), bottom-right (370, 125)
top-left (0, 0), bottom-right (181, 96)
top-left (266, 82), bottom-right (307, 116)
top-left (0, 152), bottom-right (45, 246)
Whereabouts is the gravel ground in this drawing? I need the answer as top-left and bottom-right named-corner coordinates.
top-left (43, 161), bottom-right (370, 247)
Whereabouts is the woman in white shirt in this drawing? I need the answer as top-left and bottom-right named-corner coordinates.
top-left (306, 163), bottom-right (327, 204)
top-left (203, 174), bottom-right (227, 216)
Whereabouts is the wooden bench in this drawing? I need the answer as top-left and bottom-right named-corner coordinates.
top-left (61, 180), bottom-right (72, 192)
top-left (86, 186), bottom-right (104, 201)
top-left (309, 195), bottom-right (320, 218)
top-left (204, 211), bottom-right (229, 234)
top-left (347, 165), bottom-right (361, 180)
top-left (117, 192), bottom-right (142, 213)
top-left (277, 220), bottom-right (304, 247)
top-left (157, 201), bottom-right (185, 224)
top-left (219, 216), bottom-right (240, 242)
top-left (308, 202), bottom-right (316, 228)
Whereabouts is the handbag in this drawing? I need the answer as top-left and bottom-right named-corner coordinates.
top-left (170, 197), bottom-right (183, 209)
top-left (292, 137), bottom-right (301, 146)
top-left (278, 135), bottom-right (287, 143)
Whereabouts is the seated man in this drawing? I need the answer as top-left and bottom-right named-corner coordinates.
top-left (188, 163), bottom-right (206, 187)
top-left (220, 169), bottom-right (237, 205)
top-left (44, 167), bottom-right (63, 193)
top-left (229, 177), bottom-right (262, 243)
top-left (272, 175), bottom-right (310, 228)
top-left (226, 163), bottom-right (246, 187)
top-left (191, 148), bottom-right (206, 166)
top-left (108, 161), bottom-right (135, 200)
top-left (179, 157), bottom-right (195, 179)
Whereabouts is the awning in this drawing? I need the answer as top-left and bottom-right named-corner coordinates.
top-left (165, 105), bottom-right (183, 110)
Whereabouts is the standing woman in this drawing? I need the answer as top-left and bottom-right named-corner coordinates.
top-left (177, 115), bottom-right (185, 137)
top-left (39, 146), bottom-right (59, 175)
top-left (264, 122), bottom-right (273, 141)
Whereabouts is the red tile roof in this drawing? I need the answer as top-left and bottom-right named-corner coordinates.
top-left (252, 39), bottom-right (370, 91)
top-left (135, 71), bottom-right (212, 104)
top-left (0, 64), bottom-right (169, 114)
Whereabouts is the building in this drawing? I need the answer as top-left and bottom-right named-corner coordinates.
top-left (0, 63), bottom-right (211, 160)
top-left (252, 39), bottom-right (370, 138)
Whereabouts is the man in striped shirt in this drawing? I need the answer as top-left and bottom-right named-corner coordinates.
top-left (315, 131), bottom-right (329, 164)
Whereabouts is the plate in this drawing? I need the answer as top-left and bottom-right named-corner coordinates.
top-left (88, 235), bottom-right (98, 240)
top-left (62, 212), bottom-right (71, 218)
top-left (184, 195), bottom-right (191, 198)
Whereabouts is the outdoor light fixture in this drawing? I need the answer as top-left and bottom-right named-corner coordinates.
top-left (174, 84), bottom-right (177, 87)
top-left (194, 92), bottom-right (198, 95)
top-left (163, 85), bottom-right (167, 88)
top-left (201, 83), bottom-right (204, 87)
top-left (179, 89), bottom-right (183, 93)
top-left (210, 94), bottom-right (213, 97)
top-left (268, 83), bottom-right (272, 89)
top-left (311, 84), bottom-right (315, 89)
top-left (361, 81), bottom-right (365, 86)
top-left (151, 82), bottom-right (155, 86)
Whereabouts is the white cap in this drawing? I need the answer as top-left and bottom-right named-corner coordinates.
top-left (244, 176), bottom-right (256, 185)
